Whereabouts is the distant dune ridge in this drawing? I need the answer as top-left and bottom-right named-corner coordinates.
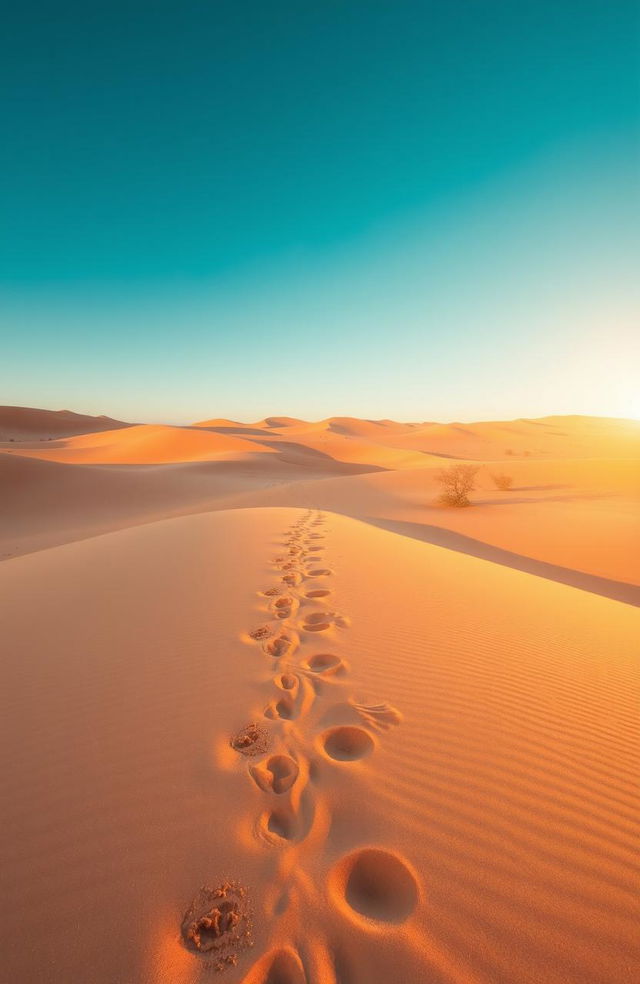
top-left (0, 404), bottom-right (131, 440)
top-left (1, 406), bottom-right (638, 591)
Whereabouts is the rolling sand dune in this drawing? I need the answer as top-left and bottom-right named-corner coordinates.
top-left (2, 413), bottom-right (637, 592)
top-left (7, 423), bottom-right (276, 464)
top-left (0, 404), bottom-right (131, 440)
top-left (1, 507), bottom-right (638, 983)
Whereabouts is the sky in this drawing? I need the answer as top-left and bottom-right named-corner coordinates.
top-left (1, 0), bottom-right (638, 423)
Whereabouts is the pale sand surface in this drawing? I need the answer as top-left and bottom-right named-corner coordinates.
top-left (0, 507), bottom-right (638, 983)
top-left (1, 408), bottom-right (639, 982)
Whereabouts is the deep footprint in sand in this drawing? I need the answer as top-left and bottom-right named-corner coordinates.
top-left (282, 572), bottom-right (303, 587)
top-left (302, 612), bottom-right (333, 632)
top-left (320, 725), bottom-right (375, 761)
top-left (304, 588), bottom-right (331, 599)
top-left (250, 755), bottom-right (299, 794)
top-left (330, 848), bottom-right (418, 925)
top-left (249, 625), bottom-right (273, 641)
top-left (304, 653), bottom-right (345, 676)
top-left (259, 805), bottom-right (298, 844)
top-left (305, 568), bottom-right (333, 579)
top-left (303, 611), bottom-right (349, 632)
top-left (271, 595), bottom-right (298, 620)
top-left (264, 693), bottom-right (296, 721)
top-left (263, 633), bottom-right (296, 658)
top-left (241, 946), bottom-right (307, 984)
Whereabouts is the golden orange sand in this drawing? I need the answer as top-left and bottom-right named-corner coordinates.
top-left (0, 507), bottom-right (638, 983)
top-left (2, 409), bottom-right (638, 590)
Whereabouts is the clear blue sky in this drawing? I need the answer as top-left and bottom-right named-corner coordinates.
top-left (1, 0), bottom-right (638, 422)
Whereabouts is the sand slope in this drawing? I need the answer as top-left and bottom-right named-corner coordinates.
top-left (1, 412), bottom-right (638, 589)
top-left (1, 507), bottom-right (638, 983)
top-left (0, 404), bottom-right (131, 440)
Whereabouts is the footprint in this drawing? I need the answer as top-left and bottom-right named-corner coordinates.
top-left (264, 693), bottom-right (296, 721)
top-left (241, 947), bottom-right (307, 984)
top-left (282, 572), bottom-right (302, 587)
top-left (263, 633), bottom-right (297, 658)
top-left (259, 806), bottom-right (298, 844)
top-left (320, 726), bottom-right (375, 761)
top-left (250, 755), bottom-right (299, 794)
top-left (304, 589), bottom-right (331, 599)
top-left (262, 587), bottom-right (283, 598)
top-left (302, 611), bottom-right (349, 633)
top-left (302, 612), bottom-right (332, 632)
top-left (329, 848), bottom-right (418, 924)
top-left (270, 596), bottom-right (299, 620)
top-left (305, 569), bottom-right (332, 578)
top-left (278, 673), bottom-right (298, 691)
top-left (306, 546), bottom-right (323, 552)
top-left (249, 625), bottom-right (273, 641)
top-left (304, 653), bottom-right (345, 676)
top-left (309, 533), bottom-right (323, 540)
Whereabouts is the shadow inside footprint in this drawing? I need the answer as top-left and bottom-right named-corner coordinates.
top-left (321, 726), bottom-right (374, 761)
top-left (264, 694), bottom-right (295, 720)
top-left (242, 946), bottom-right (306, 984)
top-left (305, 653), bottom-right (343, 675)
top-left (336, 848), bottom-right (418, 924)
top-left (250, 755), bottom-right (299, 794)
top-left (263, 635), bottom-right (293, 658)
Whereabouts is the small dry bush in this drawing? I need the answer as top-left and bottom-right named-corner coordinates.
top-left (435, 464), bottom-right (479, 507)
top-left (491, 473), bottom-right (514, 490)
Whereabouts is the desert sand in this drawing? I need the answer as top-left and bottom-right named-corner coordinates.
top-left (0, 407), bottom-right (638, 983)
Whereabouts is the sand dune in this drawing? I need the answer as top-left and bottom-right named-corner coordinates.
top-left (1, 507), bottom-right (637, 983)
top-left (3, 423), bottom-right (279, 464)
top-left (1, 413), bottom-right (638, 592)
top-left (0, 404), bottom-right (131, 440)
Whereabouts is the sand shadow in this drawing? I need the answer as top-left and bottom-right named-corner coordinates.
top-left (362, 517), bottom-right (640, 607)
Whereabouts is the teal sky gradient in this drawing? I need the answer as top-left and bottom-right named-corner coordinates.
top-left (1, 1), bottom-right (638, 422)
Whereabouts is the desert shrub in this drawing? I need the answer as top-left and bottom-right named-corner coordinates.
top-left (491, 473), bottom-right (513, 490)
top-left (435, 464), bottom-right (479, 507)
